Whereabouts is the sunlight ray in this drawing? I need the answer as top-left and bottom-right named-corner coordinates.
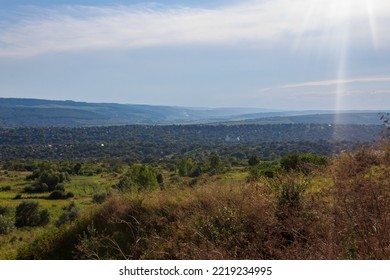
top-left (292, 0), bottom-right (320, 52)
top-left (366, 0), bottom-right (378, 49)
top-left (333, 0), bottom-right (352, 125)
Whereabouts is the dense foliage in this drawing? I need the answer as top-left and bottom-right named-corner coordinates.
top-left (0, 124), bottom-right (379, 163)
top-left (113, 164), bottom-right (160, 192)
top-left (15, 201), bottom-right (50, 228)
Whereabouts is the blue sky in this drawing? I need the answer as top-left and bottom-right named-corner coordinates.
top-left (0, 0), bottom-right (389, 110)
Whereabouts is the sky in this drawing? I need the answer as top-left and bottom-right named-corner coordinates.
top-left (0, 0), bottom-right (389, 110)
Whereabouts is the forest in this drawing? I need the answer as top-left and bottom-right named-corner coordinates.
top-left (0, 123), bottom-right (380, 163)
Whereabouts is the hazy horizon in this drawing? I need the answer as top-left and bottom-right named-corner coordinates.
top-left (1, 0), bottom-right (389, 110)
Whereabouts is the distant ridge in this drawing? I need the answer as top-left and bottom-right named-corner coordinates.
top-left (217, 112), bottom-right (385, 126)
top-left (0, 97), bottom-right (385, 127)
top-left (0, 98), bottom-right (277, 127)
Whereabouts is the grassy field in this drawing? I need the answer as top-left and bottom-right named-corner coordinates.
top-left (0, 169), bottom-right (120, 259)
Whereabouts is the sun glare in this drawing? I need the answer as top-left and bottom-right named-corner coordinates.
top-left (295, 0), bottom-right (380, 113)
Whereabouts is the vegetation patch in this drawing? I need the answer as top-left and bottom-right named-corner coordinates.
top-left (0, 122), bottom-right (388, 260)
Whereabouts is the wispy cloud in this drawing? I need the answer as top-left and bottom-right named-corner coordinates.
top-left (280, 76), bottom-right (390, 89)
top-left (0, 0), bottom-right (389, 57)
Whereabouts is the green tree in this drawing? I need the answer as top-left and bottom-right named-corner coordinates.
top-left (26, 161), bottom-right (70, 192)
top-left (189, 165), bottom-right (202, 177)
top-left (248, 155), bottom-right (260, 166)
top-left (177, 158), bottom-right (193, 177)
top-left (280, 154), bottom-right (300, 171)
top-left (73, 163), bottom-right (82, 175)
top-left (280, 153), bottom-right (328, 174)
top-left (209, 154), bottom-right (221, 174)
top-left (114, 164), bottom-right (159, 192)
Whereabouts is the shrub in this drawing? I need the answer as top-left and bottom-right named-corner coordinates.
top-left (209, 154), bottom-right (222, 174)
top-left (92, 193), bottom-right (107, 204)
top-left (0, 215), bottom-right (15, 235)
top-left (54, 184), bottom-right (65, 192)
top-left (66, 192), bottom-right (74, 198)
top-left (330, 148), bottom-right (390, 259)
top-left (113, 164), bottom-right (159, 192)
top-left (247, 161), bottom-right (281, 182)
top-left (24, 183), bottom-right (49, 193)
top-left (48, 190), bottom-right (73, 200)
top-left (13, 194), bottom-right (22, 200)
top-left (0, 206), bottom-right (12, 216)
top-left (281, 153), bottom-right (328, 173)
top-left (38, 170), bottom-right (69, 190)
top-left (189, 166), bottom-right (202, 178)
top-left (248, 155), bottom-right (260, 166)
top-left (157, 173), bottom-right (164, 188)
top-left (26, 162), bottom-right (70, 191)
top-left (177, 158), bottom-right (193, 177)
top-left (48, 191), bottom-right (67, 200)
top-left (15, 201), bottom-right (50, 228)
top-left (0, 186), bottom-right (11, 192)
top-left (55, 202), bottom-right (80, 227)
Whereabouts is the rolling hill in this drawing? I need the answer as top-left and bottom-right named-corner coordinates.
top-left (0, 98), bottom-right (386, 127)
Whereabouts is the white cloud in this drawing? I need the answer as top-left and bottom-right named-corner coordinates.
top-left (0, 0), bottom-right (389, 57)
top-left (279, 76), bottom-right (390, 89)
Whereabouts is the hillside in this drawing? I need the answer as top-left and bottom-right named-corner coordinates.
top-left (0, 98), bottom-right (385, 127)
top-left (0, 98), bottom-right (275, 126)
top-left (219, 112), bottom-right (385, 126)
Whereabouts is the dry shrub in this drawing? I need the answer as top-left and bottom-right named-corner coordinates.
top-left (71, 182), bottom-right (279, 260)
top-left (188, 182), bottom-right (276, 259)
top-left (329, 144), bottom-right (390, 259)
top-left (138, 182), bottom-right (277, 259)
top-left (261, 174), bottom-right (332, 259)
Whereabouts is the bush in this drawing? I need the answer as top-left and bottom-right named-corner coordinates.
top-left (0, 186), bottom-right (11, 192)
top-left (26, 162), bottom-right (70, 191)
top-left (281, 153), bottom-right (328, 173)
top-left (55, 202), bottom-right (80, 227)
top-left (0, 206), bottom-right (12, 216)
top-left (92, 193), bottom-right (107, 204)
top-left (15, 201), bottom-right (50, 228)
top-left (247, 161), bottom-right (281, 182)
top-left (330, 148), bottom-right (390, 259)
top-left (13, 194), bottom-right (22, 200)
top-left (48, 191), bottom-right (67, 200)
top-left (54, 184), bottom-right (65, 192)
top-left (248, 155), bottom-right (260, 166)
top-left (189, 166), bottom-right (202, 178)
top-left (0, 215), bottom-right (15, 235)
top-left (24, 183), bottom-right (49, 193)
top-left (113, 164), bottom-right (159, 192)
top-left (48, 190), bottom-right (73, 200)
